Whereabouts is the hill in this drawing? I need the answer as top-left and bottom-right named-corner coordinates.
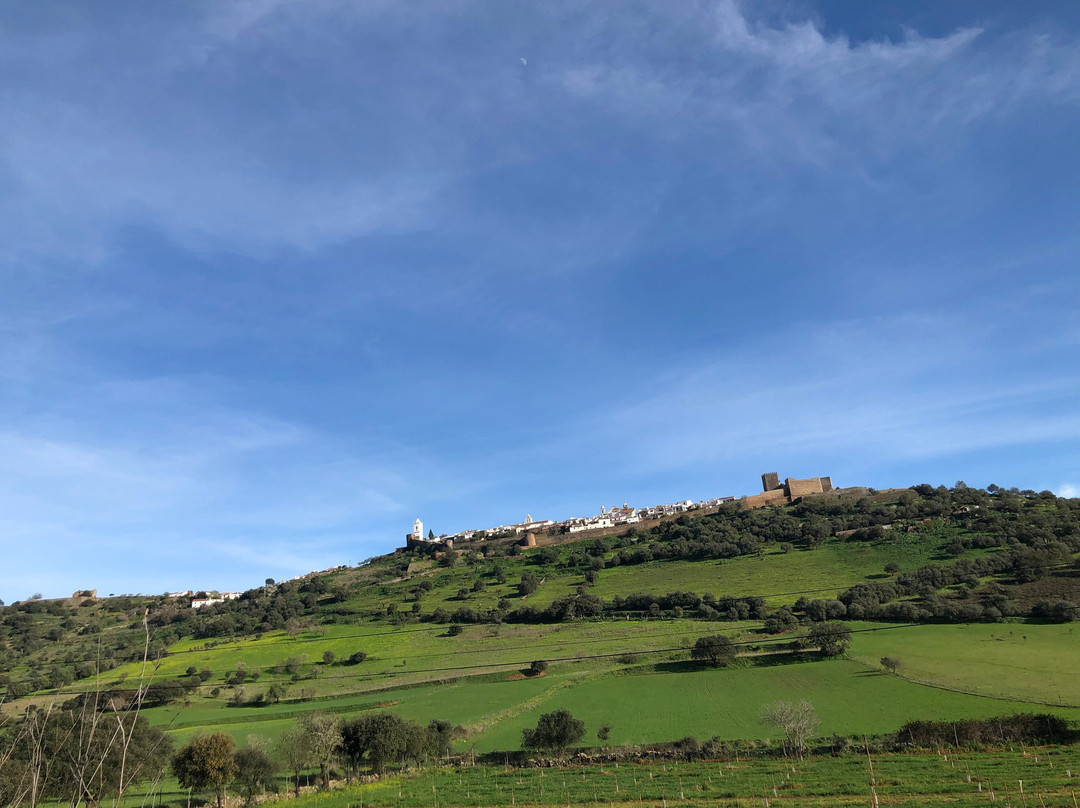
top-left (1, 482), bottom-right (1078, 805)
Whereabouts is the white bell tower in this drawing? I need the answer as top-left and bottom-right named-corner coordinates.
top-left (412, 518), bottom-right (424, 541)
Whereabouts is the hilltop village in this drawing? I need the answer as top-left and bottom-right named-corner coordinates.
top-left (25, 472), bottom-right (859, 609)
top-left (406, 471), bottom-right (865, 551)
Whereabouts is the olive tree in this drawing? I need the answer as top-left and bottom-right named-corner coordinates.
top-left (233, 743), bottom-right (276, 806)
top-left (690, 634), bottom-right (736, 667)
top-left (522, 710), bottom-right (585, 756)
top-left (806, 622), bottom-right (852, 656)
top-left (296, 711), bottom-right (342, 788)
top-left (173, 733), bottom-right (237, 808)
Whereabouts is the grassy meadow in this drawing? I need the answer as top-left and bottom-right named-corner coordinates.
top-left (134, 748), bottom-right (1080, 808)
top-left (128, 621), bottom-right (1080, 756)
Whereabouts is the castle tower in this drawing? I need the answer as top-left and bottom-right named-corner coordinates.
top-left (762, 472), bottom-right (781, 492)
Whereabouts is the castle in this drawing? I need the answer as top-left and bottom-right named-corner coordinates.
top-left (739, 472), bottom-right (834, 509)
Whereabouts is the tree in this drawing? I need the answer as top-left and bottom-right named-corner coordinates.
top-left (880, 656), bottom-right (902, 674)
top-left (597, 724), bottom-right (611, 742)
top-left (297, 711), bottom-right (342, 788)
top-left (427, 719), bottom-right (463, 759)
top-left (690, 634), bottom-right (736, 668)
top-left (2, 705), bottom-right (173, 807)
top-left (428, 529), bottom-right (436, 540)
top-left (884, 562), bottom-right (900, 575)
top-left (342, 712), bottom-right (412, 775)
top-left (529, 660), bottom-right (548, 676)
top-left (322, 650), bottom-right (335, 665)
top-left (233, 744), bottom-right (276, 806)
top-left (274, 725), bottom-right (311, 796)
top-left (806, 621), bottom-right (852, 656)
top-left (346, 651), bottom-right (368, 665)
top-left (519, 572), bottom-right (539, 596)
top-left (760, 700), bottom-right (819, 758)
top-left (265, 578), bottom-right (275, 586)
top-left (522, 710), bottom-right (585, 756)
top-left (173, 733), bottom-right (237, 808)
top-left (446, 624), bottom-right (463, 637)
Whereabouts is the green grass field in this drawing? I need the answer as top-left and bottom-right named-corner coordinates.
top-left (143, 637), bottom-right (1080, 757)
top-left (462, 657), bottom-right (1079, 753)
top-left (578, 534), bottom-right (947, 607)
top-left (82, 531), bottom-right (964, 706)
top-left (850, 622), bottom-right (1080, 707)
top-left (100, 619), bottom-right (762, 701)
top-left (350, 531), bottom-right (961, 615)
top-left (79, 614), bottom-right (1079, 761)
top-left (138, 748), bottom-right (1080, 808)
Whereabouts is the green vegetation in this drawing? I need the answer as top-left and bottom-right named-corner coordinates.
top-left (1, 482), bottom-right (1079, 807)
top-left (850, 622), bottom-right (1080, 705)
top-left (276, 749), bottom-right (1080, 808)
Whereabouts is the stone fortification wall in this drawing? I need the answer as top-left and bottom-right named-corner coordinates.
top-left (786, 477), bottom-right (826, 499)
top-left (739, 489), bottom-right (789, 510)
top-left (740, 472), bottom-right (844, 510)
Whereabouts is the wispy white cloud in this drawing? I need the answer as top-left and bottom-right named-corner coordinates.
top-left (555, 1), bottom-right (1080, 167)
top-left (547, 310), bottom-right (1080, 478)
top-left (3, 1), bottom-right (1077, 266)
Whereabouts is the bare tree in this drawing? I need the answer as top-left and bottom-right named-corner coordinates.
top-left (761, 700), bottom-right (819, 759)
top-left (0, 615), bottom-right (171, 808)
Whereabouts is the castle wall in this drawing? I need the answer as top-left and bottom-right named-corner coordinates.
top-left (739, 489), bottom-right (789, 510)
top-left (786, 477), bottom-right (826, 499)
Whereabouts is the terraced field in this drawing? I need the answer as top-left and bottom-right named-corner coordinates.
top-left (132, 622), bottom-right (1080, 755)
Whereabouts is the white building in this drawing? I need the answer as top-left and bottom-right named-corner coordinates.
top-left (409, 518), bottom-right (425, 542)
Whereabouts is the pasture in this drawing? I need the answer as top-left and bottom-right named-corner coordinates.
top-left (145, 640), bottom-right (1079, 755)
top-left (849, 622), bottom-right (1080, 707)
top-left (137, 748), bottom-right (1080, 808)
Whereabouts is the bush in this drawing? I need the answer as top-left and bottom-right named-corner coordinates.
top-left (522, 709), bottom-right (585, 755)
top-left (806, 622), bottom-right (851, 656)
top-left (690, 634), bottom-right (736, 668)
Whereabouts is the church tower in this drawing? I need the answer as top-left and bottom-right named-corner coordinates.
top-left (412, 518), bottom-right (424, 541)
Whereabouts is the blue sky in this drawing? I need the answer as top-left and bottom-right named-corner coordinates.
top-left (1, 1), bottom-right (1078, 602)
